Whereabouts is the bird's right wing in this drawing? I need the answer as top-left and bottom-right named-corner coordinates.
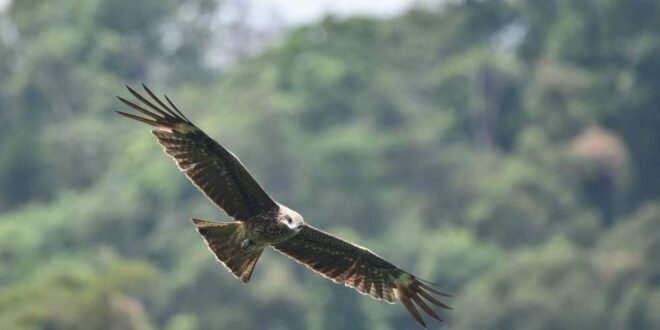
top-left (272, 225), bottom-right (451, 328)
top-left (117, 84), bottom-right (278, 221)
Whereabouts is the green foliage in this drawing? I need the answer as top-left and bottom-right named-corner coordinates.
top-left (0, 254), bottom-right (155, 330)
top-left (1, 0), bottom-right (659, 329)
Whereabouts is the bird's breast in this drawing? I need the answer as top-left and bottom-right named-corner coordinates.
top-left (245, 217), bottom-right (297, 245)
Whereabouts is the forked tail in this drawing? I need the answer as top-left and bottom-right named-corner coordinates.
top-left (191, 219), bottom-right (264, 283)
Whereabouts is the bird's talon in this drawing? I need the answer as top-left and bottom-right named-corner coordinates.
top-left (240, 239), bottom-right (254, 251)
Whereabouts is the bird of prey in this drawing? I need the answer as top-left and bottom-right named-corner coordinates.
top-left (117, 84), bottom-right (451, 328)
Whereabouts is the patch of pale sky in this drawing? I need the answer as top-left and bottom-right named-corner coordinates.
top-left (0, 0), bottom-right (10, 12)
top-left (245, 0), bottom-right (417, 26)
top-left (0, 0), bottom-right (417, 23)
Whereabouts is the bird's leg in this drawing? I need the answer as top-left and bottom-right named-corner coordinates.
top-left (240, 239), bottom-right (255, 251)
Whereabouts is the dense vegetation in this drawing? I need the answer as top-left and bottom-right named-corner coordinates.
top-left (1, 0), bottom-right (659, 329)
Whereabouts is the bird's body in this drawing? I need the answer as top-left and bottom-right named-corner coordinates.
top-left (246, 205), bottom-right (304, 245)
top-left (117, 85), bottom-right (451, 328)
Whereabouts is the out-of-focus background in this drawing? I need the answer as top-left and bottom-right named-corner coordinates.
top-left (1, 0), bottom-right (659, 329)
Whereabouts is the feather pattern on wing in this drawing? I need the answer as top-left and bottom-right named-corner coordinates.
top-left (117, 84), bottom-right (278, 221)
top-left (272, 225), bottom-right (451, 328)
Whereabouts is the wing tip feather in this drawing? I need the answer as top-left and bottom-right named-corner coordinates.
top-left (392, 274), bottom-right (452, 327)
top-left (397, 287), bottom-right (427, 328)
top-left (118, 84), bottom-right (192, 130)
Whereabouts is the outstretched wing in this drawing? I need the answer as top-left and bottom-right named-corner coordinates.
top-left (117, 84), bottom-right (278, 221)
top-left (272, 225), bottom-right (451, 328)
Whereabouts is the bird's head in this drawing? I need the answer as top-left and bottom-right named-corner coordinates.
top-left (279, 205), bottom-right (305, 232)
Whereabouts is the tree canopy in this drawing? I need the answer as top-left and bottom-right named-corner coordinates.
top-left (1, 0), bottom-right (659, 329)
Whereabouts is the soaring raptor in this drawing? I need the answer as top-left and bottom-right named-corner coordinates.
top-left (117, 85), bottom-right (451, 328)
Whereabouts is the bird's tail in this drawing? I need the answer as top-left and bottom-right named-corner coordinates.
top-left (191, 219), bottom-right (264, 283)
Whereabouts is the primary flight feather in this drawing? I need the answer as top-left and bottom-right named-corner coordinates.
top-left (117, 84), bottom-right (451, 328)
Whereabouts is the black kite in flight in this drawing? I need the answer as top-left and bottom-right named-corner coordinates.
top-left (117, 85), bottom-right (451, 328)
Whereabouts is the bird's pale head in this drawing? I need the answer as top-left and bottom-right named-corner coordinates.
top-left (278, 205), bottom-right (305, 232)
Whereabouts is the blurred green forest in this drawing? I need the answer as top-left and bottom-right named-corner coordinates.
top-left (1, 0), bottom-right (659, 329)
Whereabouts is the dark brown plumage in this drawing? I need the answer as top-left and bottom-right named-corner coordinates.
top-left (273, 225), bottom-right (451, 327)
top-left (117, 84), bottom-right (451, 328)
top-left (117, 85), bottom-right (277, 220)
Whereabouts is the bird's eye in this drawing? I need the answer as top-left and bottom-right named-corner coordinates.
top-left (286, 217), bottom-right (292, 224)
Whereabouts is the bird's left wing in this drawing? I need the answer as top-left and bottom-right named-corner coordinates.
top-left (116, 84), bottom-right (278, 221)
top-left (272, 225), bottom-right (451, 328)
